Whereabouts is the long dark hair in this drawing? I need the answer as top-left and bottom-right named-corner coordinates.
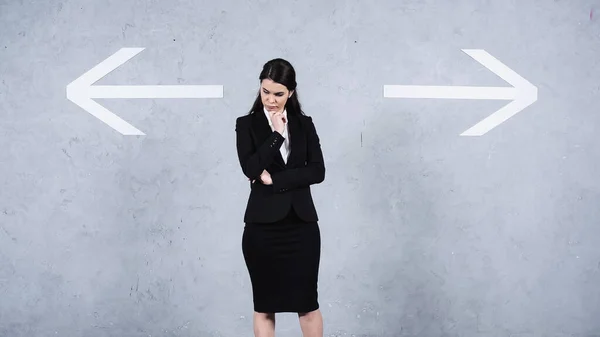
top-left (247, 58), bottom-right (305, 116)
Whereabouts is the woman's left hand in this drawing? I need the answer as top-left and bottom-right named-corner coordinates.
top-left (259, 170), bottom-right (272, 185)
top-left (249, 170), bottom-right (273, 185)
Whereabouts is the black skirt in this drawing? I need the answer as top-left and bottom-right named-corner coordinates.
top-left (242, 207), bottom-right (321, 313)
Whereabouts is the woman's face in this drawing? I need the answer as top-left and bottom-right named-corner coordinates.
top-left (260, 79), bottom-right (293, 113)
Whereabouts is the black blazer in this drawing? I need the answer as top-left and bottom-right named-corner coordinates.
top-left (235, 110), bottom-right (325, 223)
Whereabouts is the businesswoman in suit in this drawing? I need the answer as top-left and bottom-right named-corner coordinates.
top-left (235, 58), bottom-right (325, 337)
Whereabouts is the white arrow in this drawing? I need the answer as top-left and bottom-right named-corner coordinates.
top-left (66, 47), bottom-right (223, 135)
top-left (383, 49), bottom-right (538, 136)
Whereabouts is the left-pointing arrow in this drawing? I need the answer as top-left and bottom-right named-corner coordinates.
top-left (66, 48), bottom-right (224, 135)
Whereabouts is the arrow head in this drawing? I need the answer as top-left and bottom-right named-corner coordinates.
top-left (66, 48), bottom-right (147, 135)
top-left (460, 49), bottom-right (538, 136)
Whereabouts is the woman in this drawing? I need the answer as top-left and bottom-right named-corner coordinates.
top-left (235, 58), bottom-right (325, 337)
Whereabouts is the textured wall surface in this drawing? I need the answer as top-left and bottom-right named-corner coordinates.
top-left (1, 0), bottom-right (600, 336)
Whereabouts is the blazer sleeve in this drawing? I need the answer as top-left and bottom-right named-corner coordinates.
top-left (271, 116), bottom-right (325, 193)
top-left (235, 116), bottom-right (286, 180)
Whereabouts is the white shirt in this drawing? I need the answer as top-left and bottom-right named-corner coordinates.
top-left (263, 107), bottom-right (290, 164)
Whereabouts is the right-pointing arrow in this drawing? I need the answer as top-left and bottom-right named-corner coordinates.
top-left (384, 49), bottom-right (538, 136)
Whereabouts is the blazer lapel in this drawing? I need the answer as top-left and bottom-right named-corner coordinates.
top-left (286, 112), bottom-right (302, 166)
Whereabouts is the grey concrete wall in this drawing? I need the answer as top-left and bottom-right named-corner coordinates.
top-left (1, 0), bottom-right (599, 336)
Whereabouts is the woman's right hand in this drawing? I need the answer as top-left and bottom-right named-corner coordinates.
top-left (270, 111), bottom-right (286, 135)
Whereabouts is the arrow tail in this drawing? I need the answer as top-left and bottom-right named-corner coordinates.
top-left (383, 85), bottom-right (517, 100)
top-left (88, 85), bottom-right (224, 98)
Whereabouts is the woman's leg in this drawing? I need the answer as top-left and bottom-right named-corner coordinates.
top-left (254, 312), bottom-right (275, 337)
top-left (298, 309), bottom-right (323, 337)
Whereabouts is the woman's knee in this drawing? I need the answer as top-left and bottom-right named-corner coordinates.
top-left (255, 312), bottom-right (275, 321)
top-left (298, 309), bottom-right (320, 319)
